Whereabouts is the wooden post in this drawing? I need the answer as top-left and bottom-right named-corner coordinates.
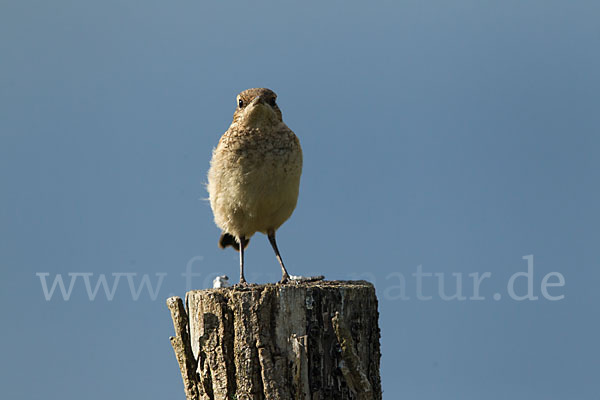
top-left (167, 280), bottom-right (381, 400)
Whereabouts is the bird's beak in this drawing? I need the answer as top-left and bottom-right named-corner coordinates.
top-left (249, 95), bottom-right (265, 107)
top-left (240, 94), bottom-right (277, 127)
top-left (244, 95), bottom-right (271, 116)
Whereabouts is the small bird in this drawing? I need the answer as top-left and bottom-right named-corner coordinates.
top-left (207, 88), bottom-right (302, 284)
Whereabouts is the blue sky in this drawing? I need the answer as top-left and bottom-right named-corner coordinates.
top-left (1, 1), bottom-right (599, 399)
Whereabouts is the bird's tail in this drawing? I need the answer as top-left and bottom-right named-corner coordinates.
top-left (218, 233), bottom-right (249, 251)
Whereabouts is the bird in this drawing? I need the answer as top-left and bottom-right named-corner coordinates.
top-left (207, 88), bottom-right (302, 285)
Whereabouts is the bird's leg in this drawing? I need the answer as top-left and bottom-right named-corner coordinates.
top-left (238, 236), bottom-right (248, 285)
top-left (267, 230), bottom-right (290, 283)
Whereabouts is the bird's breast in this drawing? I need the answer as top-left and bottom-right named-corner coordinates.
top-left (207, 123), bottom-right (302, 235)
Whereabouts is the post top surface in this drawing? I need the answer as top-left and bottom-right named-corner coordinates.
top-left (186, 279), bottom-right (375, 296)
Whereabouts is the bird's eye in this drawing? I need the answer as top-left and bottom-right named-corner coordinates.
top-left (238, 99), bottom-right (244, 108)
top-left (268, 97), bottom-right (276, 107)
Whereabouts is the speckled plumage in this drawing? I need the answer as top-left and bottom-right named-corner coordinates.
top-left (207, 88), bottom-right (302, 283)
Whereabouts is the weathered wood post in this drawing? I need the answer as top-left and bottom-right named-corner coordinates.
top-left (167, 280), bottom-right (381, 400)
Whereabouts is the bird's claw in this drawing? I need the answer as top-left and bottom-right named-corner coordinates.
top-left (235, 279), bottom-right (249, 288)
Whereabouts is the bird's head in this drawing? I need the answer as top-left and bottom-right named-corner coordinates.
top-left (233, 88), bottom-right (283, 128)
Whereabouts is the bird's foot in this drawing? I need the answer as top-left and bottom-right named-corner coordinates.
top-left (234, 278), bottom-right (249, 288)
top-left (282, 275), bottom-right (326, 284)
top-left (279, 273), bottom-right (290, 284)
top-left (301, 275), bottom-right (326, 282)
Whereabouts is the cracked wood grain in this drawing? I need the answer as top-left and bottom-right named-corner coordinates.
top-left (167, 281), bottom-right (381, 400)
